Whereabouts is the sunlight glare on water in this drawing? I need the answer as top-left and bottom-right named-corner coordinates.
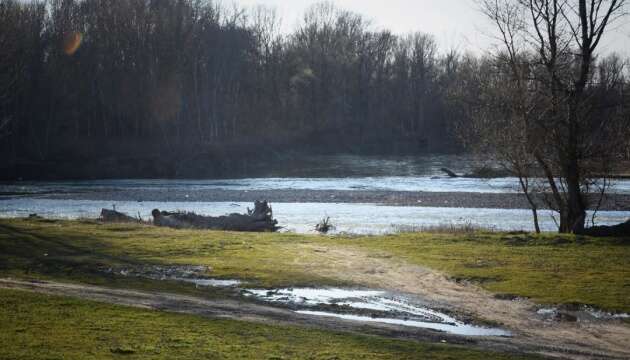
top-left (1, 199), bottom-right (628, 234)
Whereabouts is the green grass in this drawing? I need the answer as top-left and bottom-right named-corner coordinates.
top-left (0, 288), bottom-right (538, 360)
top-left (1, 218), bottom-right (629, 311)
top-left (346, 232), bottom-right (630, 312)
top-left (0, 218), bottom-right (339, 289)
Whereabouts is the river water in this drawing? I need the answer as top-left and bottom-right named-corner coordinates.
top-left (2, 199), bottom-right (628, 234)
top-left (1, 155), bottom-right (628, 233)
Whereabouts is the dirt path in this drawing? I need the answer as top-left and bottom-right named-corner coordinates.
top-left (0, 278), bottom-right (531, 356)
top-left (289, 244), bottom-right (630, 360)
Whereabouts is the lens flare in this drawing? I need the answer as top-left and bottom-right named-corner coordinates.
top-left (63, 32), bottom-right (82, 56)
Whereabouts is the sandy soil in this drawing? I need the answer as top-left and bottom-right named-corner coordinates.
top-left (38, 189), bottom-right (630, 211)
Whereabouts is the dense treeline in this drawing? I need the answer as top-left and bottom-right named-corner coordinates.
top-left (0, 0), bottom-right (628, 179)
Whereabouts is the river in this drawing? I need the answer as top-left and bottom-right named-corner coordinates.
top-left (1, 155), bottom-right (629, 234)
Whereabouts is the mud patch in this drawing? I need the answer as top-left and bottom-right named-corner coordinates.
top-left (102, 265), bottom-right (511, 337)
top-left (100, 265), bottom-right (241, 287)
top-left (536, 305), bottom-right (630, 323)
top-left (244, 287), bottom-right (511, 337)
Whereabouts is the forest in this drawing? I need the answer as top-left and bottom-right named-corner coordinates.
top-left (1, 0), bottom-right (629, 179)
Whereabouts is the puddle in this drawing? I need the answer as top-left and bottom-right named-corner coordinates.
top-left (101, 267), bottom-right (630, 335)
top-left (537, 306), bottom-right (630, 322)
top-left (295, 311), bottom-right (511, 336)
top-left (176, 278), bottom-right (241, 287)
top-left (102, 267), bottom-right (511, 336)
top-left (102, 265), bottom-right (241, 287)
top-left (245, 288), bottom-right (384, 306)
top-left (245, 287), bottom-right (511, 337)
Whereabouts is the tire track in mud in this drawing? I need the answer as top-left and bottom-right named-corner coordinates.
top-left (0, 278), bottom-right (520, 353)
top-left (0, 277), bottom-right (627, 360)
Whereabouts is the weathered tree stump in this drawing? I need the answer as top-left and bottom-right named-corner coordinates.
top-left (152, 200), bottom-right (279, 232)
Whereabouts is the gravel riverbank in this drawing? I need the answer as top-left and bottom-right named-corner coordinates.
top-left (29, 188), bottom-right (630, 211)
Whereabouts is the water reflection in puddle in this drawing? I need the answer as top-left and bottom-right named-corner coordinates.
top-left (105, 265), bottom-right (510, 336)
top-left (177, 278), bottom-right (241, 287)
top-left (245, 287), bottom-right (512, 337)
top-left (245, 288), bottom-right (384, 306)
top-left (295, 311), bottom-right (511, 337)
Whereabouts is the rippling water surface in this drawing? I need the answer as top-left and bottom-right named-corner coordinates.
top-left (1, 199), bottom-right (628, 234)
top-left (2, 154), bottom-right (628, 194)
top-left (1, 155), bottom-right (628, 233)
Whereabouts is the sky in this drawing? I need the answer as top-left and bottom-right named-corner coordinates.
top-left (231, 0), bottom-right (630, 56)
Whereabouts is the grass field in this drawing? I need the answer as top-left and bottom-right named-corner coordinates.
top-left (1, 218), bottom-right (628, 311)
top-left (1, 218), bottom-right (629, 359)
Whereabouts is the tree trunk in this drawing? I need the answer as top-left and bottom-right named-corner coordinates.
top-left (517, 174), bottom-right (541, 234)
top-left (563, 169), bottom-right (587, 233)
top-left (531, 208), bottom-right (541, 234)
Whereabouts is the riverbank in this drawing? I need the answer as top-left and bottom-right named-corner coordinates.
top-left (1, 219), bottom-right (628, 359)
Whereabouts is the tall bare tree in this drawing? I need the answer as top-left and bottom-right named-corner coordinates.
top-left (478, 0), bottom-right (628, 233)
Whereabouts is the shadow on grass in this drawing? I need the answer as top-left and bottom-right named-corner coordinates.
top-left (0, 220), bottom-right (233, 298)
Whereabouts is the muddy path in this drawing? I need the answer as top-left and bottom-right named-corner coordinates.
top-left (288, 244), bottom-right (630, 360)
top-left (0, 278), bottom-right (524, 355)
top-left (0, 277), bottom-right (627, 360)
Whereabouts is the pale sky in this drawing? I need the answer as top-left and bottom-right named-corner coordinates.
top-left (231, 0), bottom-right (630, 56)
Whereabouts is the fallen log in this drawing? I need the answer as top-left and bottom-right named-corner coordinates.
top-left (442, 166), bottom-right (512, 179)
top-left (100, 208), bottom-right (138, 223)
top-left (576, 219), bottom-right (630, 238)
top-left (152, 200), bottom-right (279, 232)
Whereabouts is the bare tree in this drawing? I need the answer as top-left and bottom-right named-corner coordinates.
top-left (477, 0), bottom-right (628, 233)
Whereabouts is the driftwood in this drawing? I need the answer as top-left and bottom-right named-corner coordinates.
top-left (315, 216), bottom-right (334, 234)
top-left (100, 208), bottom-right (138, 223)
top-left (577, 219), bottom-right (630, 238)
top-left (440, 168), bottom-right (459, 178)
top-left (152, 200), bottom-right (279, 232)
top-left (441, 167), bottom-right (511, 179)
